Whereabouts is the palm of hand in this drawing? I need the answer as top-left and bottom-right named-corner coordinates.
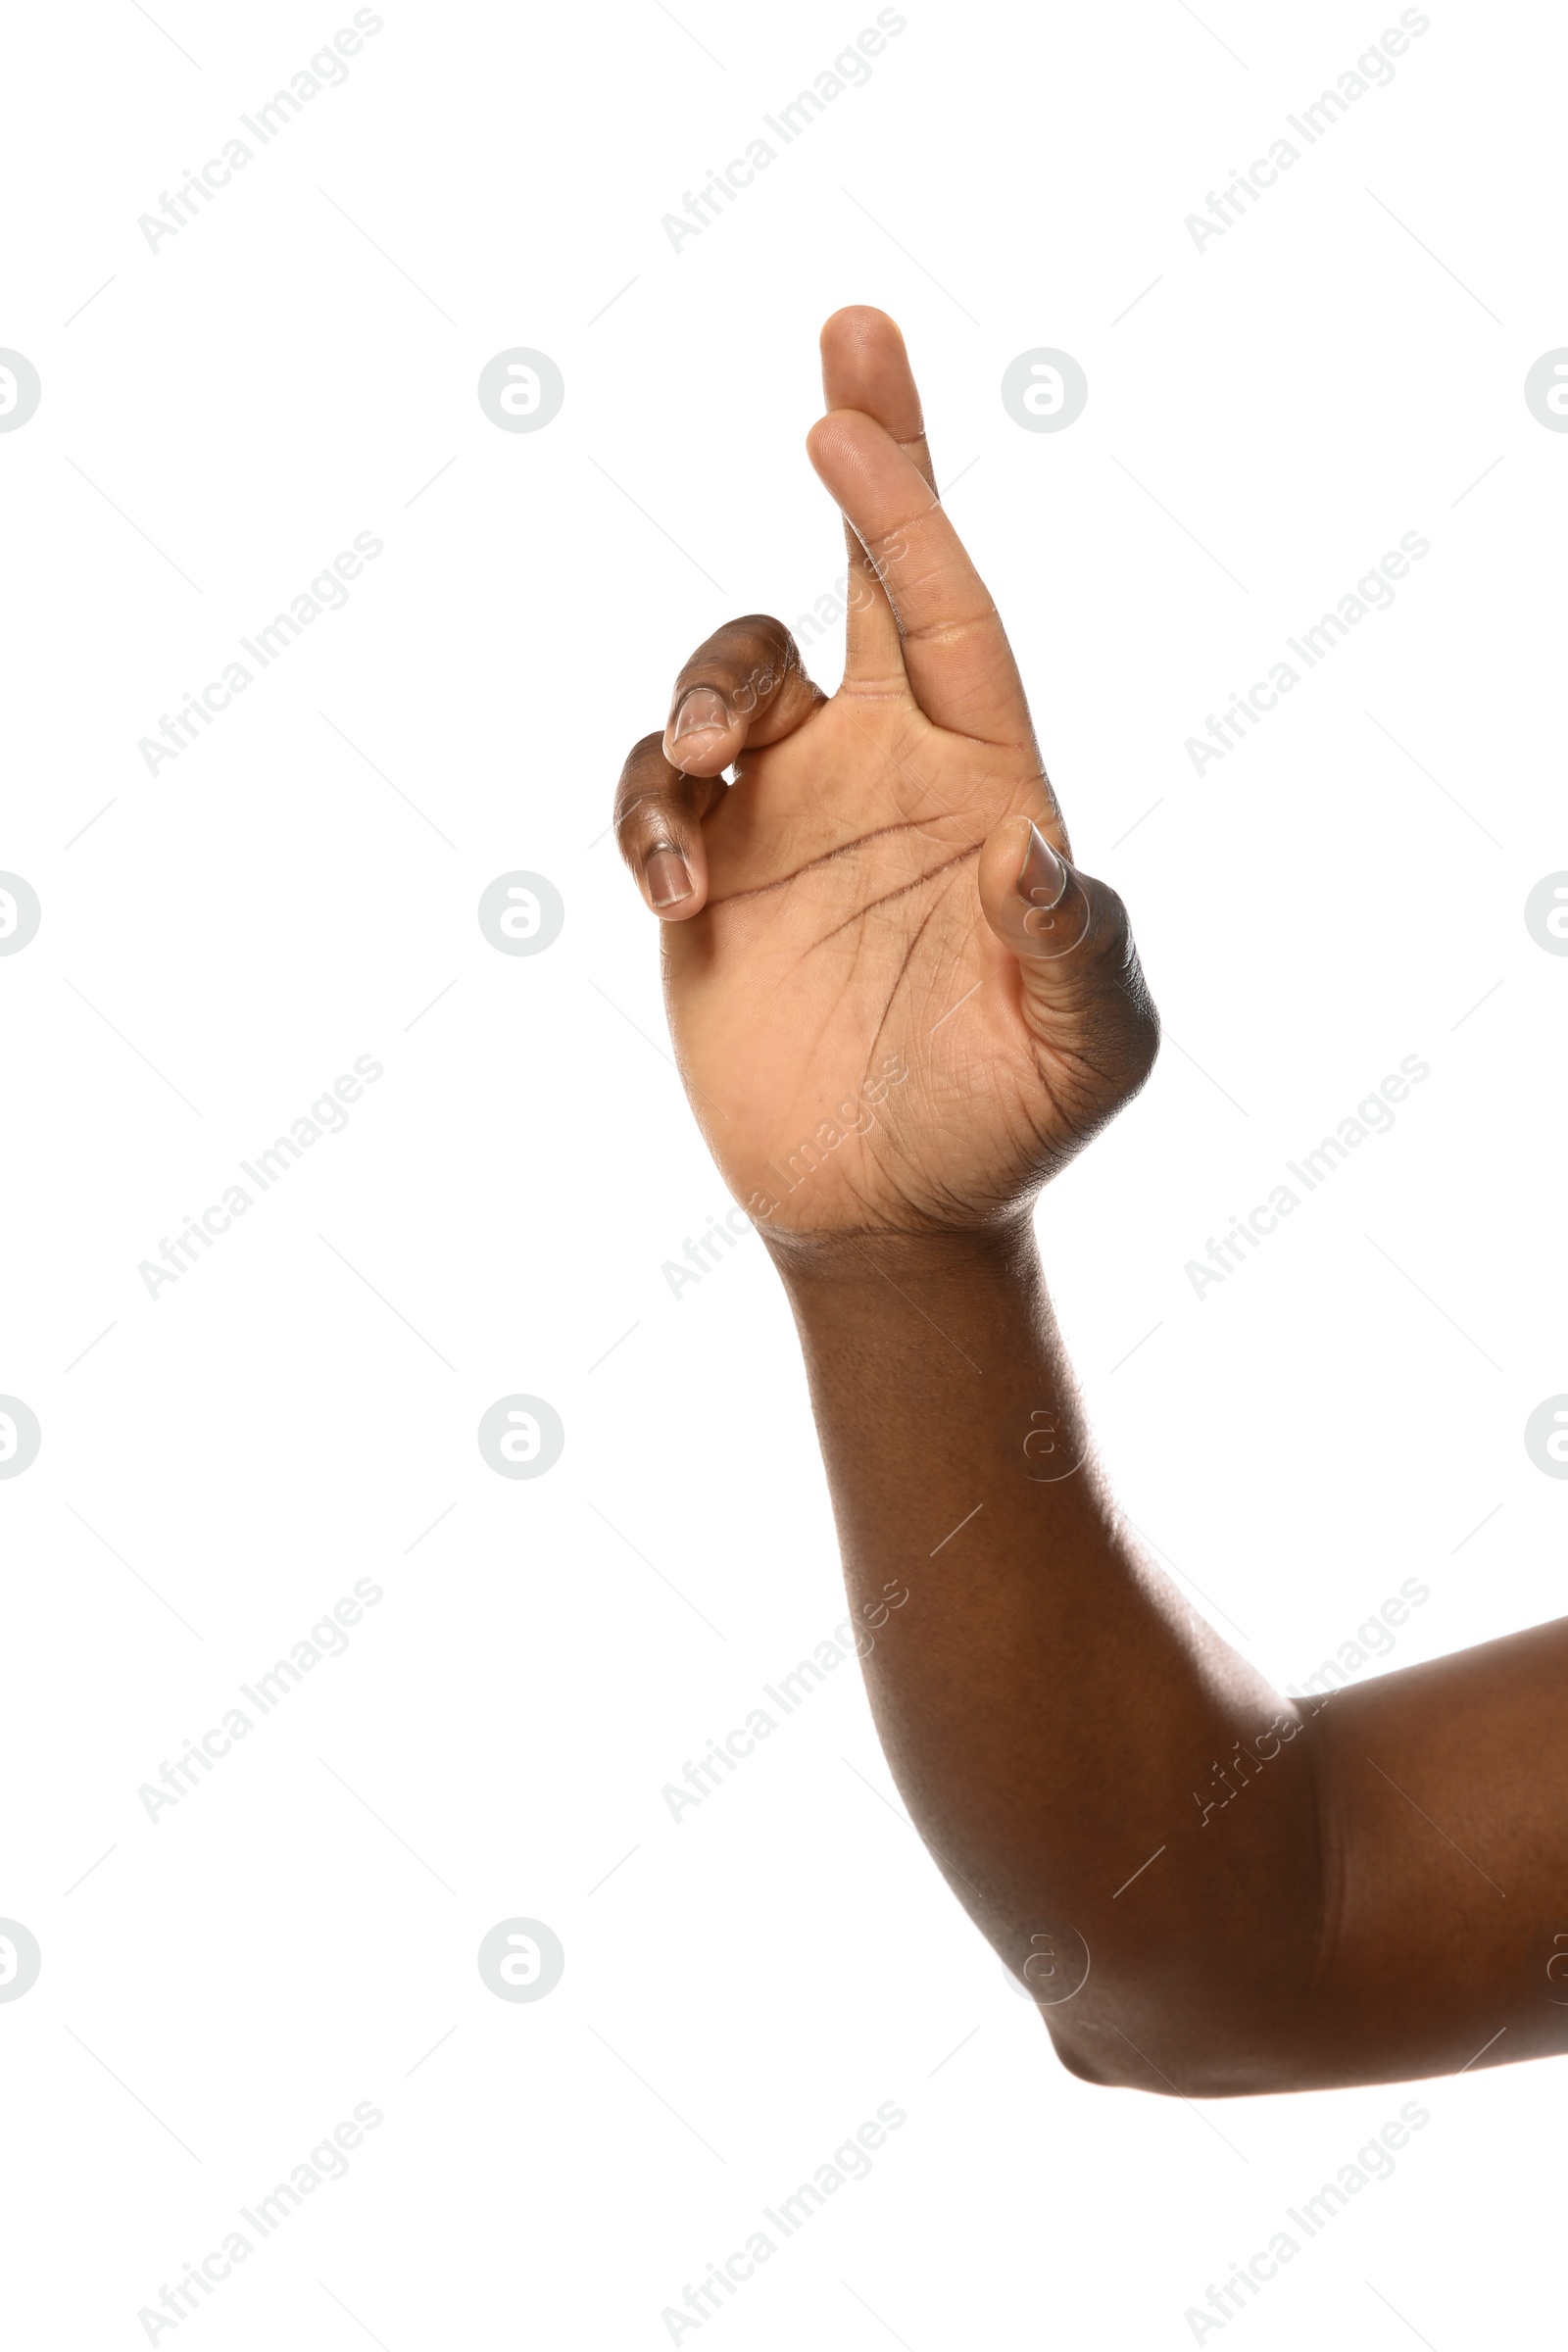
top-left (664, 693), bottom-right (1095, 1236)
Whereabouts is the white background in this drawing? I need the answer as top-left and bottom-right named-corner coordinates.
top-left (3, 0), bottom-right (1566, 2343)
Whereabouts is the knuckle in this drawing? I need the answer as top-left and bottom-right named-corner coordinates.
top-left (1084, 872), bottom-right (1126, 927)
top-left (1086, 878), bottom-right (1134, 960)
top-left (615, 787), bottom-right (679, 843)
top-left (734, 611), bottom-right (791, 644)
top-left (697, 618), bottom-right (804, 701)
top-left (617, 729), bottom-right (667, 783)
top-left (612, 736), bottom-right (678, 841)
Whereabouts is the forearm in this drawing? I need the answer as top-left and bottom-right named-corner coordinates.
top-left (768, 1218), bottom-right (1333, 2095)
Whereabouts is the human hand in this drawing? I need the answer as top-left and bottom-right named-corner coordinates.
top-left (613, 307), bottom-right (1158, 1240)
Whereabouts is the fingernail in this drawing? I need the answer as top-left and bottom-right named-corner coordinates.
top-left (644, 844), bottom-right (693, 909)
top-left (667, 688), bottom-right (729, 758)
top-left (1016, 821), bottom-right (1067, 915)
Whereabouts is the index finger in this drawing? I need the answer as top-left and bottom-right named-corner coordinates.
top-left (807, 404), bottom-right (1034, 749)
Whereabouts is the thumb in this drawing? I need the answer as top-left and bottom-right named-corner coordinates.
top-left (977, 812), bottom-right (1157, 1059)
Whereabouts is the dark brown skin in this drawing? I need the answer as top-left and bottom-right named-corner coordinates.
top-left (613, 306), bottom-right (1568, 2096)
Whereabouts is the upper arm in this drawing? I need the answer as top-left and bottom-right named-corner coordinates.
top-left (1309, 1615), bottom-right (1568, 2083)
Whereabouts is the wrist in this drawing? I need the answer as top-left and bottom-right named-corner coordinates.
top-left (760, 1209), bottom-right (1080, 1492)
top-left (759, 1209), bottom-right (1041, 1297)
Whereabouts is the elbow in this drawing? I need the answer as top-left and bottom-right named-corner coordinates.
top-left (1043, 2007), bottom-right (1325, 2100)
top-left (1045, 2020), bottom-right (1129, 2088)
